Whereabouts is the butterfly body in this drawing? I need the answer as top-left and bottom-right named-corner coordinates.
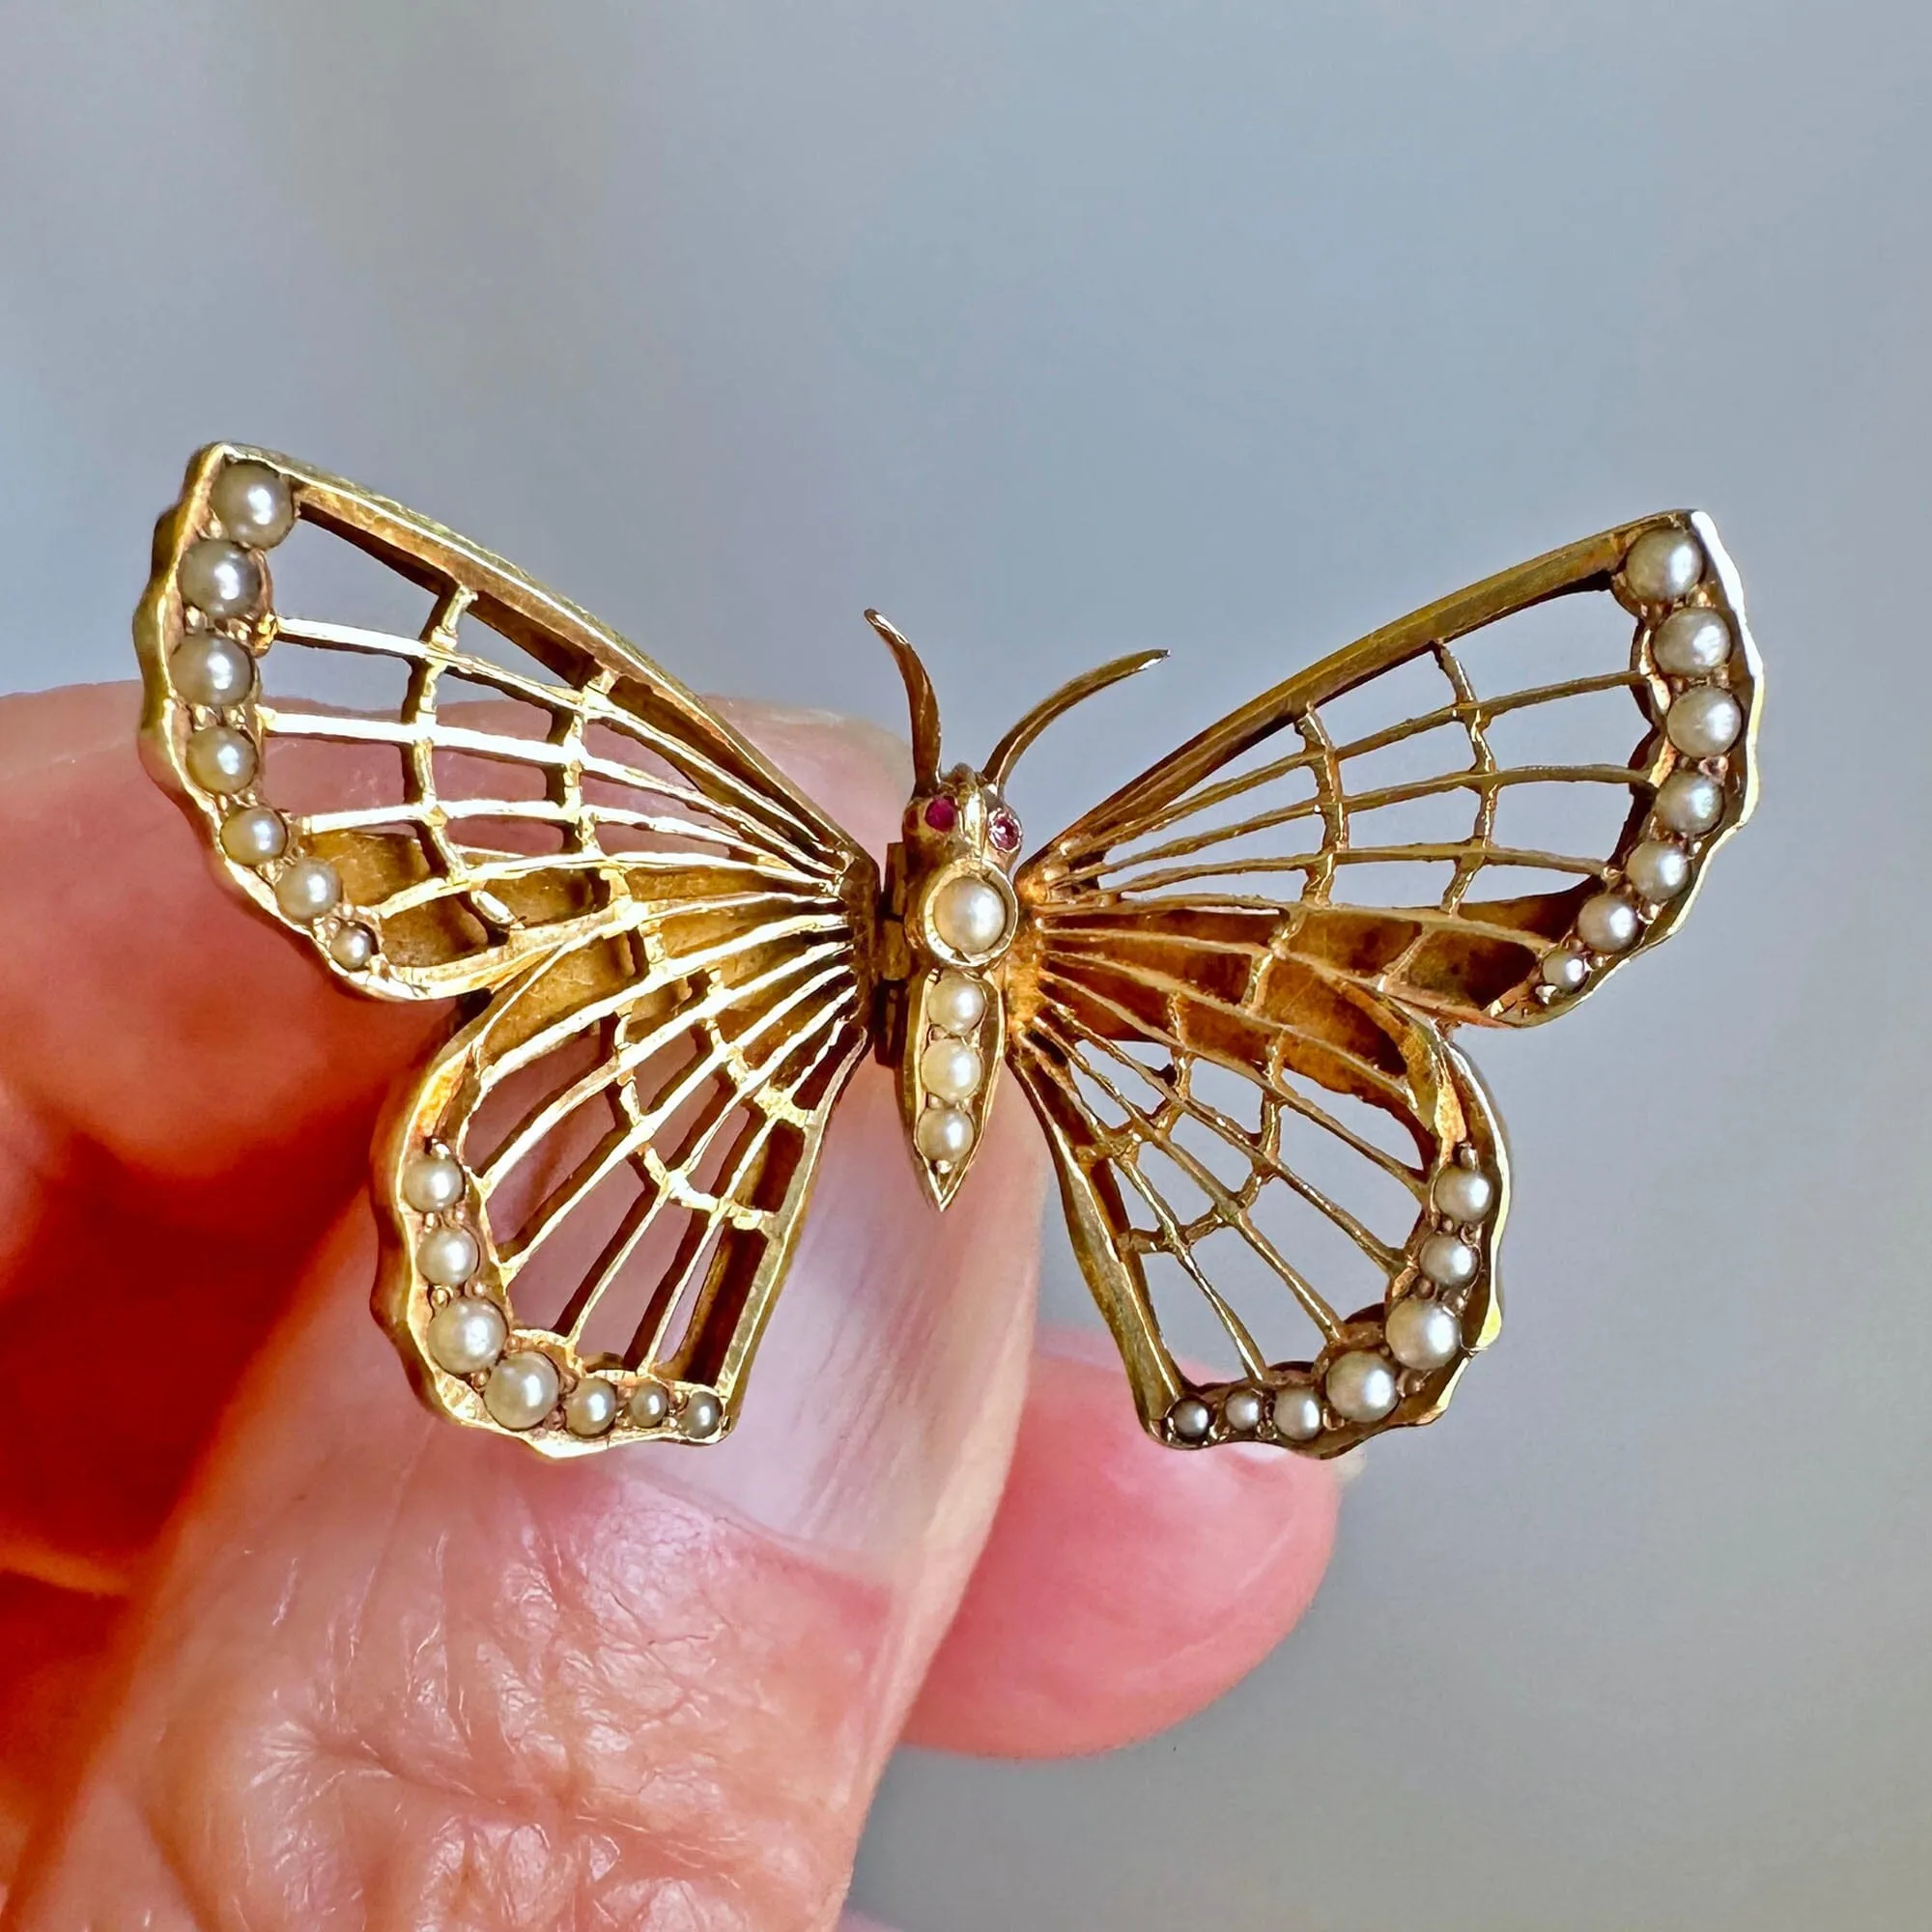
top-left (136, 446), bottom-right (1760, 1461)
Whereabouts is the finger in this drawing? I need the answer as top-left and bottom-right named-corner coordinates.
top-left (902, 1330), bottom-right (1340, 1758)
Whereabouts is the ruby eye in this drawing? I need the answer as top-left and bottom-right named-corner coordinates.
top-left (922, 795), bottom-right (958, 832)
top-left (988, 809), bottom-right (1022, 854)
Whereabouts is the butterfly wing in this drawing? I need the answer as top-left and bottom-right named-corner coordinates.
top-left (1009, 512), bottom-right (1758, 1453)
top-left (136, 445), bottom-right (880, 1447)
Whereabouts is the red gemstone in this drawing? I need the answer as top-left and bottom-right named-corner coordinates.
top-left (923, 795), bottom-right (958, 832)
top-left (989, 809), bottom-right (1022, 853)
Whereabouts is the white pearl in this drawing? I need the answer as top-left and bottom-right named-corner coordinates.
top-left (402, 1152), bottom-right (466, 1213)
top-left (928, 971), bottom-right (988, 1033)
top-left (1169, 1396), bottom-right (1212, 1441)
top-left (628, 1379), bottom-right (670, 1427)
top-left (1417, 1231), bottom-right (1479, 1288)
top-left (210, 461), bottom-right (296, 547)
top-left (1540, 947), bottom-right (1588, 992)
top-left (218, 805), bottom-right (286, 867)
top-left (329, 922), bottom-right (377, 970)
top-left (564, 1376), bottom-right (619, 1436)
top-left (1656, 769), bottom-right (1724, 835)
top-left (185, 724), bottom-right (257, 792)
top-left (1666, 686), bottom-right (1743, 757)
top-left (417, 1224), bottom-right (480, 1287)
top-left (681, 1390), bottom-right (724, 1438)
top-left (915, 1104), bottom-right (976, 1163)
top-left (1325, 1351), bottom-right (1398, 1423)
top-left (426, 1295), bottom-right (505, 1375)
top-left (920, 1037), bottom-right (983, 1102)
top-left (1271, 1384), bottom-right (1323, 1441)
top-left (1624, 528), bottom-right (1703, 603)
top-left (275, 856), bottom-right (342, 922)
top-left (1386, 1296), bottom-right (1463, 1370)
top-left (170, 633), bottom-right (256, 706)
top-left (1577, 892), bottom-right (1639, 953)
top-left (1652, 607), bottom-right (1731, 676)
top-left (1431, 1164), bottom-right (1494, 1224)
top-left (485, 1350), bottom-right (559, 1430)
top-left (1223, 1387), bottom-right (1264, 1433)
top-left (179, 539), bottom-right (263, 618)
top-left (930, 873), bottom-right (1010, 956)
top-left (1626, 838), bottom-right (1690, 901)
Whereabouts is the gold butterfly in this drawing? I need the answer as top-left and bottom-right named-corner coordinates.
top-left (135, 446), bottom-right (1760, 1457)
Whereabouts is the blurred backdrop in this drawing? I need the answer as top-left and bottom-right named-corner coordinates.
top-left (3, 3), bottom-right (1928, 1926)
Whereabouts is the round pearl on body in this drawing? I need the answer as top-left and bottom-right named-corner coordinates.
top-left (1652, 607), bottom-right (1731, 676)
top-left (185, 724), bottom-right (257, 792)
top-left (1540, 947), bottom-right (1588, 992)
top-left (1223, 1387), bottom-right (1264, 1433)
top-left (171, 633), bottom-right (256, 706)
top-left (218, 804), bottom-right (286, 867)
top-left (484, 1350), bottom-right (559, 1430)
top-left (426, 1295), bottom-right (505, 1375)
top-left (401, 1151), bottom-right (466, 1213)
top-left (928, 971), bottom-right (988, 1034)
top-left (929, 873), bottom-right (1011, 957)
top-left (275, 856), bottom-right (342, 923)
top-left (681, 1390), bottom-right (724, 1438)
top-left (563, 1376), bottom-right (619, 1437)
top-left (1325, 1351), bottom-right (1398, 1424)
top-left (1169, 1396), bottom-right (1213, 1441)
top-left (1386, 1296), bottom-right (1463, 1371)
top-left (915, 1104), bottom-right (976, 1163)
top-left (1626, 839), bottom-right (1690, 901)
top-left (210, 461), bottom-right (296, 547)
top-left (920, 1037), bottom-right (983, 1102)
top-left (1432, 1164), bottom-right (1495, 1224)
top-left (179, 539), bottom-right (263, 618)
top-left (1624, 528), bottom-right (1704, 603)
top-left (1417, 1231), bottom-right (1479, 1289)
top-left (1577, 892), bottom-right (1640, 954)
top-left (329, 922), bottom-right (377, 970)
top-left (1655, 769), bottom-right (1724, 836)
top-left (1272, 1384), bottom-right (1324, 1442)
top-left (628, 1379), bottom-right (671, 1427)
top-left (417, 1224), bottom-right (480, 1287)
top-left (1666, 686), bottom-right (1743, 757)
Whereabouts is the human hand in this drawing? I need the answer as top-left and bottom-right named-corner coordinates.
top-left (0, 686), bottom-right (1339, 1930)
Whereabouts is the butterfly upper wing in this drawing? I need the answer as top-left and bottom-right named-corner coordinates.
top-left (136, 444), bottom-right (880, 1447)
top-left (1008, 512), bottom-right (1759, 1453)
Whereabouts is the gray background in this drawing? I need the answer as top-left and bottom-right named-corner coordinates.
top-left (3, 3), bottom-right (1926, 1926)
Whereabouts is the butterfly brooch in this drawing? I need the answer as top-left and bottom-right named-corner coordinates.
top-left (135, 446), bottom-right (1760, 1458)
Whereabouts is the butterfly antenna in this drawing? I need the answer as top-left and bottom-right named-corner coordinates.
top-left (865, 610), bottom-right (943, 791)
top-left (981, 649), bottom-right (1168, 789)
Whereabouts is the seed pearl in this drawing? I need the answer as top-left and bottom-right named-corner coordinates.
top-left (929, 873), bottom-right (1011, 956)
top-left (218, 804), bottom-right (286, 867)
top-left (1626, 838), bottom-right (1690, 901)
top-left (1577, 892), bottom-right (1640, 954)
top-left (330, 922), bottom-right (377, 970)
top-left (1656, 769), bottom-right (1724, 836)
top-left (1223, 1387), bottom-right (1264, 1433)
top-left (928, 970), bottom-right (988, 1034)
top-left (1417, 1231), bottom-right (1479, 1289)
top-left (170, 633), bottom-right (256, 706)
top-left (1386, 1296), bottom-right (1463, 1371)
top-left (426, 1295), bottom-right (506, 1375)
top-left (178, 538), bottom-right (263, 618)
top-left (1540, 947), bottom-right (1588, 992)
top-left (185, 724), bottom-right (257, 792)
top-left (563, 1376), bottom-right (620, 1437)
top-left (1666, 686), bottom-right (1743, 758)
top-left (915, 1104), bottom-right (977, 1164)
top-left (1272, 1384), bottom-right (1324, 1442)
top-left (920, 1037), bottom-right (983, 1102)
top-left (417, 1224), bottom-right (480, 1287)
top-left (681, 1390), bottom-right (724, 1438)
top-left (275, 856), bottom-right (342, 923)
top-left (1325, 1351), bottom-right (1398, 1424)
top-left (1652, 606), bottom-right (1732, 676)
top-left (401, 1151), bottom-right (467, 1213)
top-left (484, 1350), bottom-right (560, 1430)
top-left (1431, 1164), bottom-right (1495, 1224)
top-left (1169, 1396), bottom-right (1212, 1441)
top-left (1624, 528), bottom-right (1704, 604)
top-left (210, 461), bottom-right (296, 547)
top-left (628, 1379), bottom-right (671, 1427)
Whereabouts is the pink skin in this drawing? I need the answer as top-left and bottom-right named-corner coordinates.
top-left (0, 685), bottom-right (1339, 1930)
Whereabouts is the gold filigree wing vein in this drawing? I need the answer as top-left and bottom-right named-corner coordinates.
top-left (135, 442), bottom-right (876, 1001)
